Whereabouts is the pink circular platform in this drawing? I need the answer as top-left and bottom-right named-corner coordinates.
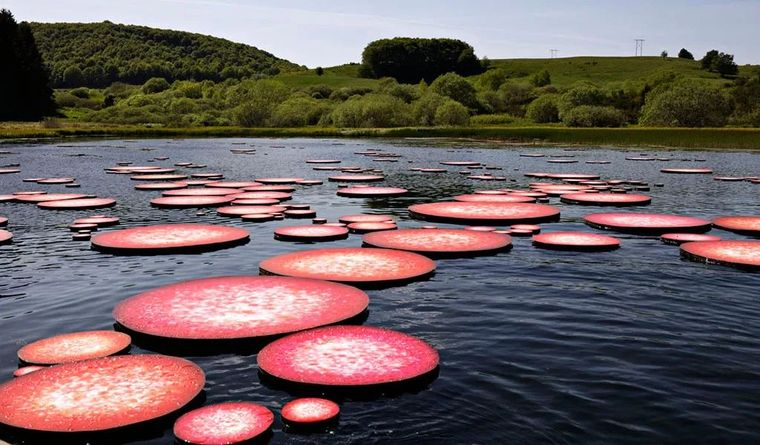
top-left (260, 247), bottom-right (435, 286)
top-left (135, 182), bottom-right (188, 191)
top-left (233, 198), bottom-right (282, 206)
top-left (328, 175), bottom-right (385, 182)
top-left (713, 216), bottom-right (760, 236)
top-left (256, 177), bottom-right (304, 184)
top-left (73, 216), bottom-right (120, 227)
top-left (230, 191), bottom-right (292, 201)
top-left (0, 229), bottom-right (12, 245)
top-left (275, 225), bottom-right (349, 242)
top-left (0, 355), bottom-right (204, 432)
top-left (163, 188), bottom-right (241, 196)
top-left (338, 214), bottom-right (395, 224)
top-left (13, 366), bottom-right (44, 378)
top-left (205, 181), bottom-right (261, 189)
top-left (36, 177), bottom-right (75, 184)
top-left (533, 231), bottom-right (621, 251)
top-left (131, 174), bottom-right (188, 181)
top-left (92, 224), bottom-right (250, 254)
top-left (560, 193), bottom-right (652, 206)
top-left (151, 195), bottom-right (235, 208)
top-left (661, 233), bottom-right (722, 245)
top-left (409, 202), bottom-right (560, 224)
top-left (282, 398), bottom-right (339, 424)
top-left (440, 161), bottom-right (480, 166)
top-left (307, 159), bottom-right (341, 164)
top-left (242, 185), bottom-right (295, 192)
top-left (337, 187), bottom-right (408, 198)
top-left (174, 402), bottom-right (273, 445)
top-left (347, 222), bottom-right (397, 234)
top-left (18, 331), bottom-right (131, 365)
top-left (363, 228), bottom-right (511, 256)
top-left (257, 325), bottom-right (439, 386)
top-left (584, 212), bottom-right (711, 234)
top-left (453, 194), bottom-right (535, 203)
top-left (681, 240), bottom-right (760, 270)
top-left (15, 193), bottom-right (87, 203)
top-left (38, 198), bottom-right (116, 210)
top-left (661, 168), bottom-right (713, 174)
top-left (0, 168), bottom-right (20, 174)
top-left (218, 205), bottom-right (286, 217)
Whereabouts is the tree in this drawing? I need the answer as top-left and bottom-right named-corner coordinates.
top-left (62, 66), bottom-right (84, 87)
top-left (678, 48), bottom-right (694, 60)
top-left (142, 77), bottom-right (170, 94)
top-left (701, 50), bottom-right (719, 70)
top-left (640, 80), bottom-right (732, 127)
top-left (315, 66), bottom-right (324, 76)
top-left (429, 73), bottom-right (479, 109)
top-left (562, 106), bottom-right (626, 127)
top-left (434, 100), bottom-right (470, 126)
top-left (660, 50), bottom-right (668, 58)
top-left (710, 53), bottom-right (739, 77)
top-left (526, 95), bottom-right (560, 123)
top-left (530, 69), bottom-right (551, 87)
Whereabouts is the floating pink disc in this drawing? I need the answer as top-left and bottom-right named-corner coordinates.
top-left (282, 398), bottom-right (339, 424)
top-left (258, 325), bottom-right (439, 386)
top-left (661, 233), bottom-right (722, 245)
top-left (473, 190), bottom-right (508, 195)
top-left (533, 231), bottom-right (620, 251)
top-left (218, 205), bottom-right (287, 217)
top-left (163, 188), bottom-right (241, 196)
top-left (114, 276), bottom-right (368, 340)
top-left (328, 175), bottom-right (385, 182)
top-left (260, 248), bottom-right (435, 286)
top-left (338, 214), bottom-right (395, 224)
top-left (256, 177), bottom-right (304, 184)
top-left (36, 177), bottom-right (75, 184)
top-left (584, 212), bottom-right (711, 234)
top-left (233, 198), bottom-right (282, 206)
top-left (511, 224), bottom-right (541, 233)
top-left (38, 198), bottom-right (116, 210)
top-left (151, 195), bottom-right (235, 208)
top-left (713, 216), bottom-right (760, 236)
top-left (242, 214), bottom-right (276, 222)
top-left (15, 193), bottom-right (87, 203)
top-left (337, 187), bottom-right (408, 197)
top-left (13, 366), bottom-right (44, 378)
top-left (131, 174), bottom-right (188, 181)
top-left (0, 355), bottom-right (204, 432)
top-left (661, 168), bottom-right (713, 174)
top-left (347, 222), bottom-right (397, 234)
top-left (681, 240), bottom-right (760, 270)
top-left (174, 402), bottom-right (273, 445)
top-left (363, 228), bottom-right (511, 256)
top-left (409, 202), bottom-right (560, 224)
top-left (0, 195), bottom-right (17, 202)
top-left (242, 185), bottom-right (295, 192)
top-left (92, 224), bottom-right (249, 254)
top-left (440, 161), bottom-right (480, 166)
top-left (135, 182), bottom-right (188, 191)
top-left (560, 193), bottom-right (652, 206)
top-left (205, 181), bottom-right (261, 189)
top-left (419, 168), bottom-right (447, 173)
top-left (275, 225), bottom-right (349, 242)
top-left (453, 194), bottom-right (535, 203)
top-left (307, 159), bottom-right (341, 164)
top-left (73, 216), bottom-right (119, 227)
top-left (230, 191), bottom-right (292, 201)
top-left (18, 331), bottom-right (131, 365)
top-left (0, 229), bottom-right (12, 245)
top-left (544, 173), bottom-right (600, 180)
top-left (296, 179), bottom-right (323, 185)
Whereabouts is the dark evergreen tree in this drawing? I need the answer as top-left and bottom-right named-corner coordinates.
top-left (678, 48), bottom-right (694, 60)
top-left (701, 50), bottom-right (719, 70)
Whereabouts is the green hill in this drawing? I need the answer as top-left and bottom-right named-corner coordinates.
top-left (30, 22), bottom-right (304, 88)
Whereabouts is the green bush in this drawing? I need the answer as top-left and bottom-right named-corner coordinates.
top-left (229, 79), bottom-right (289, 126)
top-left (526, 94), bottom-right (561, 123)
top-left (434, 100), bottom-right (470, 126)
top-left (271, 97), bottom-right (330, 127)
top-left (142, 77), bottom-right (170, 94)
top-left (496, 82), bottom-right (537, 115)
top-left (530, 69), bottom-right (551, 87)
top-left (477, 68), bottom-right (509, 91)
top-left (558, 83), bottom-right (607, 118)
top-left (328, 87), bottom-right (374, 101)
top-left (562, 105), bottom-right (626, 127)
top-left (330, 94), bottom-right (411, 128)
top-left (429, 73), bottom-right (478, 108)
top-left (412, 93), bottom-right (447, 126)
top-left (69, 87), bottom-right (90, 99)
top-left (640, 80), bottom-right (732, 127)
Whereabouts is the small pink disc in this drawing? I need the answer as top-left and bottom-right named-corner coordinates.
top-left (162, 188), bottom-right (241, 196)
top-left (584, 212), bottom-right (711, 234)
top-left (661, 233), bottom-right (723, 245)
top-left (307, 159), bottom-right (341, 164)
top-left (347, 222), bottom-right (397, 234)
top-left (151, 195), bottom-right (235, 208)
top-left (681, 240), bottom-right (760, 270)
top-left (275, 225), bottom-right (349, 242)
top-left (337, 187), bottom-right (408, 198)
top-left (328, 175), bottom-right (385, 182)
top-left (338, 214), bottom-right (395, 224)
top-left (453, 194), bottom-right (535, 203)
top-left (533, 231), bottom-right (621, 251)
top-left (15, 193), bottom-right (87, 203)
top-left (282, 398), bottom-right (340, 424)
top-left (409, 202), bottom-right (560, 224)
top-left (218, 205), bottom-right (287, 217)
top-left (0, 230), bottom-right (13, 245)
top-left (36, 177), bottom-right (75, 184)
top-left (38, 198), bottom-right (116, 210)
top-left (0, 168), bottom-right (20, 174)
top-left (242, 185), bottom-right (295, 192)
top-left (0, 216), bottom-right (7, 227)
top-left (560, 193), bottom-right (652, 206)
top-left (440, 161), bottom-right (480, 166)
top-left (363, 228), bottom-right (511, 256)
top-left (73, 216), bottom-right (120, 227)
top-left (713, 216), bottom-right (760, 236)
top-left (174, 402), bottom-right (273, 445)
top-left (18, 331), bottom-right (131, 365)
top-left (92, 224), bottom-right (249, 254)
top-left (661, 168), bottom-right (713, 174)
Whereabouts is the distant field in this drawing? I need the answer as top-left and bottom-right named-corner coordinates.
top-left (276, 64), bottom-right (379, 89)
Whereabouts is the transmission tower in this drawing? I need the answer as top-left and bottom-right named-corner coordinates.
top-left (634, 39), bottom-right (645, 57)
top-left (550, 49), bottom-right (559, 59)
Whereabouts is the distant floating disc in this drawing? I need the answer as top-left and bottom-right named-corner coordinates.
top-left (440, 161), bottom-right (480, 166)
top-left (218, 205), bottom-right (286, 217)
top-left (151, 195), bottom-right (235, 208)
top-left (520, 153), bottom-right (545, 158)
top-left (453, 194), bottom-right (535, 203)
top-left (560, 193), bottom-right (652, 206)
top-left (363, 228), bottom-right (511, 257)
top-left (114, 276), bottom-right (368, 340)
top-left (260, 247), bottom-right (435, 286)
top-left (464, 226), bottom-right (497, 232)
top-left (242, 185), bottom-right (295, 192)
top-left (13, 366), bottom-right (44, 378)
top-left (584, 212), bottom-right (711, 234)
top-left (241, 214), bottom-right (276, 222)
top-left (713, 216), bottom-right (760, 236)
top-left (275, 225), bottom-right (349, 242)
top-left (338, 214), bottom-right (395, 224)
top-left (230, 191), bottom-right (292, 201)
top-left (18, 331), bottom-right (131, 365)
top-left (282, 398), bottom-right (340, 425)
top-left (533, 231), bottom-right (620, 251)
top-left (661, 168), bottom-right (713, 174)
top-left (544, 173), bottom-right (600, 180)
top-left (205, 181), bottom-right (261, 189)
top-left (0, 195), bottom-right (16, 202)
top-left (36, 177), bottom-right (75, 184)
top-left (419, 168), bottom-right (447, 173)
top-left (0, 229), bottom-right (12, 245)
top-left (257, 325), bottom-right (439, 386)
top-left (337, 187), bottom-right (408, 197)
top-left (328, 174), bottom-right (385, 183)
top-left (162, 188), bottom-right (241, 196)
top-left (347, 222), bottom-right (397, 234)
top-left (681, 240), bottom-right (760, 270)
top-left (409, 202), bottom-right (560, 225)
top-left (233, 198), bottom-right (282, 206)
top-left (15, 193), bottom-right (87, 203)
top-left (73, 216), bottom-right (119, 227)
top-left (135, 182), bottom-right (188, 191)
top-left (92, 224), bottom-right (249, 254)
top-left (661, 233), bottom-right (722, 245)
top-left (38, 198), bottom-right (116, 210)
top-left (547, 159), bottom-right (578, 164)
top-left (131, 174), bottom-right (188, 181)
top-left (713, 176), bottom-right (746, 182)
top-left (0, 355), bottom-right (204, 433)
top-left (307, 159), bottom-right (341, 164)
top-left (174, 402), bottom-right (273, 445)
top-left (256, 177), bottom-right (304, 184)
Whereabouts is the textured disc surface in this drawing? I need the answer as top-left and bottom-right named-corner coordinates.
top-left (275, 225), bottom-right (349, 242)
top-left (560, 193), bottom-right (652, 206)
top-left (338, 214), bottom-right (394, 224)
top-left (453, 194), bottom-right (535, 203)
top-left (681, 240), bottom-right (760, 269)
top-left (18, 331), bottom-right (131, 365)
top-left (533, 231), bottom-right (621, 251)
top-left (363, 228), bottom-right (511, 256)
top-left (713, 216), bottom-right (760, 236)
top-left (38, 198), bottom-right (116, 210)
top-left (174, 402), bottom-right (273, 445)
top-left (347, 222), bottom-right (397, 233)
top-left (92, 224), bottom-right (249, 254)
top-left (337, 187), bottom-right (408, 197)
top-left (151, 195), bottom-right (235, 208)
top-left (409, 202), bottom-right (560, 224)
top-left (281, 398), bottom-right (340, 424)
top-left (584, 212), bottom-right (711, 234)
top-left (73, 216), bottom-right (120, 227)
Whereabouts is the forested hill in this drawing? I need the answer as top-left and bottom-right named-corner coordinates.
top-left (30, 22), bottom-right (304, 88)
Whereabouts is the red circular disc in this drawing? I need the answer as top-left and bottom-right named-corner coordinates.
top-left (13, 366), bottom-right (44, 378)
top-left (218, 205), bottom-right (286, 217)
top-left (0, 355), bottom-right (205, 432)
top-left (0, 229), bottom-right (12, 245)
top-left (661, 233), bottom-right (722, 245)
top-left (256, 177), bottom-right (304, 184)
top-left (560, 193), bottom-right (652, 206)
top-left (453, 194), bottom-right (535, 203)
top-left (533, 231), bottom-right (620, 251)
top-left (233, 198), bottom-right (282, 206)
top-left (584, 212), bottom-right (711, 234)
top-left (131, 174), bottom-right (188, 181)
top-left (114, 276), bottom-right (368, 340)
top-left (135, 182), bottom-right (188, 191)
top-left (163, 188), bottom-right (241, 196)
top-left (92, 224), bottom-right (250, 254)
top-left (713, 216), bottom-right (760, 236)
top-left (258, 325), bottom-right (439, 386)
top-left (174, 402), bottom-right (273, 445)
top-left (282, 398), bottom-right (339, 424)
top-left (338, 214), bottom-right (395, 224)
top-left (409, 202), bottom-right (560, 224)
top-left (38, 198), bottom-right (116, 210)
top-left (661, 168), bottom-right (713, 174)
top-left (337, 187), bottom-right (408, 198)
top-left (464, 226), bottom-right (497, 232)
top-left (511, 224), bottom-right (541, 233)
top-left (275, 225), bottom-right (349, 242)
top-left (307, 159), bottom-right (341, 164)
top-left (230, 191), bottom-right (292, 201)
top-left (440, 161), bottom-right (480, 166)
top-left (36, 177), bottom-right (75, 184)
top-left (363, 228), bottom-right (511, 256)
top-left (73, 216), bottom-right (120, 227)
top-left (15, 193), bottom-right (87, 203)
top-left (260, 248), bottom-right (435, 286)
top-left (681, 240), bottom-right (760, 270)
top-left (205, 181), bottom-right (261, 189)
top-left (18, 331), bottom-right (131, 365)
top-left (242, 185), bottom-right (295, 192)
top-left (328, 175), bottom-right (385, 182)
top-left (347, 222), bottom-right (397, 234)
top-left (151, 195), bottom-right (235, 208)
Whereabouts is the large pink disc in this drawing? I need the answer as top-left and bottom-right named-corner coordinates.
top-left (205, 181), bottom-right (261, 189)
top-left (584, 212), bottom-right (711, 234)
top-left (174, 402), bottom-right (273, 445)
top-left (162, 188), bottom-right (241, 196)
top-left (440, 161), bottom-right (480, 166)
top-left (409, 202), bottom-right (560, 224)
top-left (15, 193), bottom-right (87, 203)
top-left (681, 240), bottom-right (760, 270)
top-left (661, 233), bottom-right (722, 245)
top-left (713, 216), bottom-right (760, 236)
top-left (532, 231), bottom-right (621, 251)
top-left (453, 194), bottom-right (535, 203)
top-left (0, 229), bottom-right (12, 245)
top-left (560, 193), bottom-right (652, 206)
top-left (18, 331), bottom-right (131, 365)
top-left (38, 198), bottom-right (116, 210)
top-left (275, 225), bottom-right (349, 242)
top-left (255, 177), bottom-right (304, 184)
top-left (218, 205), bottom-right (287, 217)
top-left (114, 276), bottom-right (368, 340)
top-left (151, 195), bottom-right (235, 208)
top-left (92, 224), bottom-right (249, 254)
top-left (328, 175), bottom-right (385, 182)
top-left (0, 355), bottom-right (205, 432)
top-left (337, 187), bottom-right (408, 198)
top-left (661, 168), bottom-right (713, 174)
top-left (257, 325), bottom-right (439, 386)
top-left (0, 168), bottom-right (20, 174)
top-left (260, 248), bottom-right (436, 286)
top-left (281, 398), bottom-right (339, 424)
top-left (338, 214), bottom-right (394, 224)
top-left (363, 228), bottom-right (511, 256)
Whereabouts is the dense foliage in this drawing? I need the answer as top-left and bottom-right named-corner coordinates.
top-left (700, 50), bottom-right (738, 77)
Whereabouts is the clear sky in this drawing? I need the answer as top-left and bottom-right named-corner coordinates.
top-left (4, 0), bottom-right (759, 66)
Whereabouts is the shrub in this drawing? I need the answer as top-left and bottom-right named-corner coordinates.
top-left (434, 100), bottom-right (470, 126)
top-left (559, 83), bottom-right (607, 118)
top-left (429, 73), bottom-right (479, 108)
top-left (328, 87), bottom-right (374, 101)
top-left (640, 81), bottom-right (732, 127)
top-left (412, 93), bottom-right (447, 126)
top-left (477, 68), bottom-right (509, 91)
top-left (330, 94), bottom-right (411, 128)
top-left (271, 97), bottom-right (330, 127)
top-left (526, 94), bottom-right (561, 123)
top-left (70, 87), bottom-right (90, 99)
top-left (530, 69), bottom-right (551, 87)
top-left (497, 82), bottom-right (537, 115)
top-left (228, 79), bottom-right (289, 126)
top-left (142, 77), bottom-right (170, 94)
top-left (470, 114), bottom-right (518, 125)
top-left (562, 106), bottom-right (626, 127)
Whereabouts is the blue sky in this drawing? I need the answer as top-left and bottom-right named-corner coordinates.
top-left (4, 0), bottom-right (759, 66)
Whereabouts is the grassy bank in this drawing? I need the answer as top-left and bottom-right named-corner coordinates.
top-left (1, 122), bottom-right (759, 150)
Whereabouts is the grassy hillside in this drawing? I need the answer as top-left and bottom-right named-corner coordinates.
top-left (31, 22), bottom-right (304, 88)
top-left (276, 63), bottom-right (379, 89)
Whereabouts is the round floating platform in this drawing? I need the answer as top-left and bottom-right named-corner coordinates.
top-left (440, 161), bottom-right (480, 166)
top-left (163, 188), bottom-right (241, 196)
top-left (256, 177), bottom-right (304, 184)
top-left (0, 229), bottom-right (12, 245)
top-left (533, 231), bottom-right (621, 251)
top-left (584, 212), bottom-right (712, 234)
top-left (419, 168), bottom-right (447, 173)
top-left (337, 187), bottom-right (408, 198)
top-left (307, 159), bottom-right (341, 164)
top-left (15, 193), bottom-right (87, 203)
top-left (713, 176), bottom-right (747, 182)
top-left (560, 193), bottom-right (652, 206)
top-left (347, 222), bottom-right (397, 234)
top-left (218, 205), bottom-right (287, 217)
top-left (242, 214), bottom-right (276, 222)
top-left (13, 366), bottom-right (44, 378)
top-left (242, 185), bottom-right (295, 192)
top-left (0, 168), bottom-right (20, 174)
top-left (363, 228), bottom-right (511, 257)
top-left (114, 276), bottom-right (368, 340)
top-left (174, 402), bottom-right (273, 445)
top-left (0, 195), bottom-right (17, 202)
top-left (74, 216), bottom-right (119, 227)
top-left (453, 194), bottom-right (535, 203)
top-left (511, 224), bottom-right (541, 234)
top-left (92, 224), bottom-right (249, 254)
top-left (70, 223), bottom-right (98, 231)
top-left (205, 181), bottom-right (261, 189)
top-left (275, 225), bottom-right (349, 242)
top-left (282, 398), bottom-right (339, 425)
top-left (233, 198), bottom-right (282, 206)
top-left (544, 173), bottom-right (600, 180)
top-left (661, 168), bottom-right (713, 174)
top-left (661, 233), bottom-right (722, 246)
top-left (681, 240), bottom-right (760, 270)
top-left (409, 202), bottom-right (560, 225)
top-left (713, 216), bottom-right (760, 236)
top-left (0, 355), bottom-right (204, 433)
top-left (0, 216), bottom-right (7, 227)
top-left (38, 198), bottom-right (116, 210)
top-left (258, 325), bottom-right (439, 386)
top-left (328, 175), bottom-right (385, 183)
top-left (36, 177), bottom-right (75, 185)
top-left (131, 174), bottom-right (188, 181)
top-left (230, 191), bottom-right (292, 201)
top-left (135, 182), bottom-right (188, 191)
top-left (338, 214), bottom-right (394, 224)
top-left (17, 331), bottom-right (131, 365)
top-left (260, 247), bottom-right (435, 287)
top-left (151, 195), bottom-right (235, 208)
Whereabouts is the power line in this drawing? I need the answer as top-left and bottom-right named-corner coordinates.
top-left (635, 39), bottom-right (645, 57)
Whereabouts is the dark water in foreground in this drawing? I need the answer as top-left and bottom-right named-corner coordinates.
top-left (0, 138), bottom-right (759, 445)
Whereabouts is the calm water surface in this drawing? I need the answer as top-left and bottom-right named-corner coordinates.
top-left (0, 138), bottom-right (759, 444)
